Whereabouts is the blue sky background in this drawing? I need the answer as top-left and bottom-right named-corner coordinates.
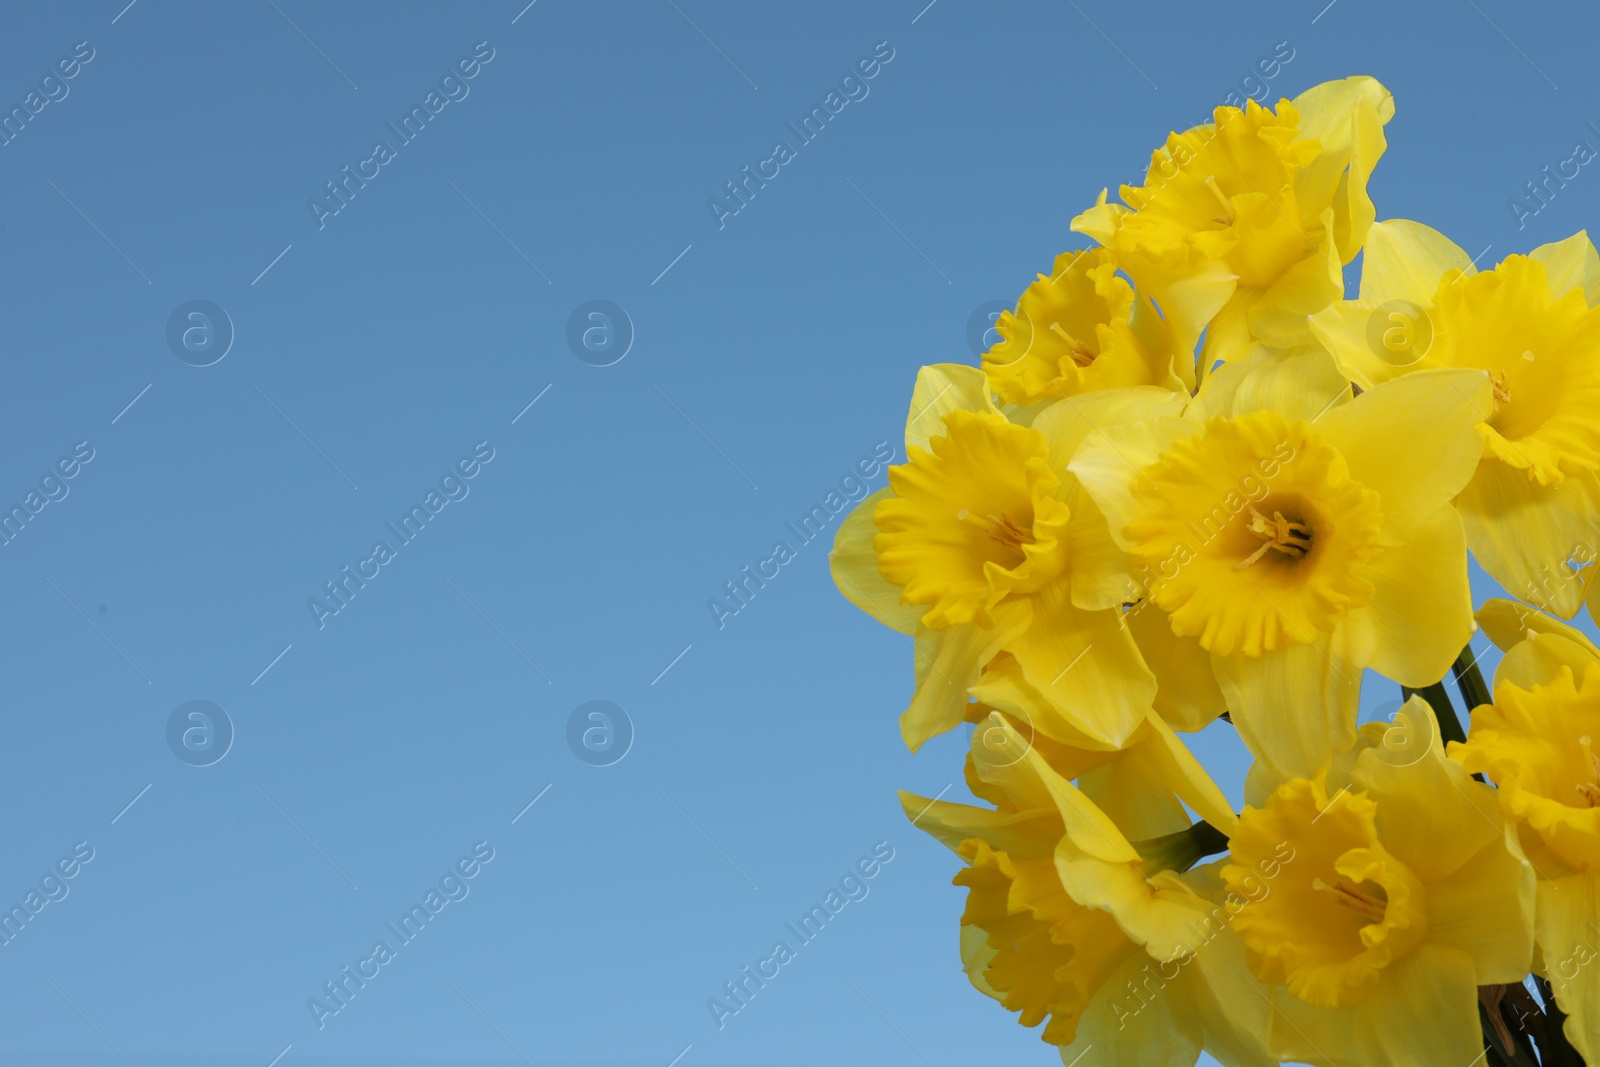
top-left (0, 1), bottom-right (1598, 1065)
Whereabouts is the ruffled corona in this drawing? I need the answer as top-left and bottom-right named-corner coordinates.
top-left (1311, 224), bottom-right (1600, 618)
top-left (1225, 774), bottom-right (1428, 1008)
top-left (1072, 366), bottom-right (1489, 781)
top-left (1453, 662), bottom-right (1600, 875)
top-left (982, 248), bottom-right (1186, 403)
top-left (1437, 256), bottom-right (1600, 487)
top-left (1457, 612), bottom-right (1600, 1062)
top-left (953, 837), bottom-right (1135, 1044)
top-left (1075, 77), bottom-right (1392, 358)
top-left (904, 714), bottom-right (1272, 1063)
top-left (1123, 410), bottom-right (1384, 657)
top-left (1217, 701), bottom-right (1532, 1066)
top-left (874, 409), bottom-right (1071, 629)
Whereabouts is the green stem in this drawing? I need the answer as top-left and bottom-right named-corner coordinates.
top-left (1189, 820), bottom-right (1230, 859)
top-left (1131, 820), bottom-right (1231, 874)
top-left (1452, 643), bottom-right (1493, 719)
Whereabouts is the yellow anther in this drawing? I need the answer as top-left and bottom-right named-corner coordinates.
top-left (1311, 876), bottom-right (1388, 923)
top-left (1049, 322), bottom-right (1098, 367)
top-left (1491, 370), bottom-right (1512, 405)
top-left (1235, 507), bottom-right (1313, 570)
top-left (1205, 175), bottom-right (1235, 226)
top-left (958, 509), bottom-right (1030, 550)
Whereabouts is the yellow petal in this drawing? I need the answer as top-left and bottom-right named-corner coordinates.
top-left (902, 617), bottom-right (1019, 751)
top-left (1078, 750), bottom-right (1194, 843)
top-left (1242, 209), bottom-right (1343, 347)
top-left (1308, 296), bottom-right (1444, 390)
top-left (1354, 506), bottom-right (1474, 687)
top-left (1498, 630), bottom-right (1600, 695)
top-left (1066, 489), bottom-right (1142, 612)
top-left (1423, 828), bottom-right (1536, 984)
top-left (1358, 218), bottom-right (1473, 305)
top-left (964, 710), bottom-right (1092, 811)
top-left (905, 363), bottom-right (1000, 452)
top-left (1058, 949), bottom-right (1202, 1065)
top-left (999, 580), bottom-right (1156, 748)
top-left (1071, 188), bottom-right (1123, 246)
top-left (1125, 602), bottom-right (1227, 732)
top-left (1070, 715), bottom-right (1236, 843)
top-left (1458, 461), bottom-right (1600, 618)
top-left (1352, 944), bottom-right (1482, 1067)
top-left (1478, 596), bottom-right (1600, 656)
top-left (829, 489), bottom-right (923, 633)
top-left (1068, 416), bottom-right (1202, 554)
top-left (1190, 341), bottom-right (1353, 424)
top-left (1033, 385), bottom-right (1189, 475)
top-left (1172, 921), bottom-right (1281, 1067)
top-left (1531, 230), bottom-right (1600, 305)
top-left (898, 789), bottom-right (1058, 858)
top-left (1212, 626), bottom-right (1367, 782)
top-left (1536, 872), bottom-right (1600, 1064)
top-left (959, 923), bottom-right (1002, 1001)
top-left (1291, 76), bottom-right (1394, 261)
top-left (1116, 712), bottom-right (1239, 836)
top-left (1156, 256), bottom-right (1240, 360)
top-left (1313, 366), bottom-right (1492, 541)
top-left (1047, 778), bottom-right (1221, 962)
top-left (1352, 697), bottom-right (1508, 884)
top-left (1261, 984), bottom-right (1362, 1066)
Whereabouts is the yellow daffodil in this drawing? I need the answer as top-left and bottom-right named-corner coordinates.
top-left (904, 713), bottom-right (1272, 1066)
top-left (1070, 358), bottom-right (1490, 781)
top-left (1310, 222), bottom-right (1600, 619)
top-left (964, 695), bottom-right (1238, 843)
top-left (839, 71), bottom-right (1584, 1060)
top-left (1226, 698), bottom-right (1534, 1066)
top-left (831, 366), bottom-right (1182, 751)
top-left (981, 246), bottom-right (1190, 405)
top-left (1074, 77), bottom-right (1392, 365)
top-left (1453, 600), bottom-right (1600, 1061)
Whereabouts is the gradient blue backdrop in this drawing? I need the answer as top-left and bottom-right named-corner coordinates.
top-left (1, 1), bottom-right (1598, 1064)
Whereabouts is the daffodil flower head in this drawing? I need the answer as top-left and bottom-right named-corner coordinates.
top-left (1108, 98), bottom-right (1318, 288)
top-left (1225, 772), bottom-right (1427, 1009)
top-left (953, 837), bottom-right (1131, 1045)
top-left (1217, 699), bottom-right (1533, 1066)
top-left (874, 409), bottom-right (1071, 629)
top-left (1072, 364), bottom-right (1491, 780)
top-left (1311, 223), bottom-right (1600, 617)
top-left (982, 247), bottom-right (1186, 404)
top-left (1454, 662), bottom-right (1600, 874)
top-left (1074, 76), bottom-right (1393, 356)
top-left (1124, 409), bottom-right (1384, 657)
top-left (902, 714), bottom-right (1271, 1064)
top-left (1438, 255), bottom-right (1600, 487)
top-left (1454, 614), bottom-right (1600, 1062)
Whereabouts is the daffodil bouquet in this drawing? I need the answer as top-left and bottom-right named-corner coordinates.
top-left (832, 75), bottom-right (1600, 1067)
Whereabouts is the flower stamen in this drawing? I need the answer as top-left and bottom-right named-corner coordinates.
top-left (958, 508), bottom-right (1032, 551)
top-left (1577, 736), bottom-right (1600, 807)
top-left (1234, 507), bottom-right (1313, 570)
top-left (1490, 370), bottom-right (1512, 406)
top-left (1312, 877), bottom-right (1388, 923)
top-left (1205, 175), bottom-right (1235, 226)
top-left (1048, 323), bottom-right (1098, 367)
